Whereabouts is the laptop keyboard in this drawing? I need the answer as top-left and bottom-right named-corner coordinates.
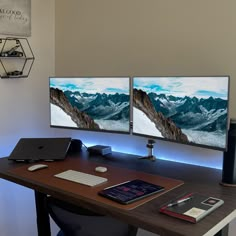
top-left (54, 170), bottom-right (108, 187)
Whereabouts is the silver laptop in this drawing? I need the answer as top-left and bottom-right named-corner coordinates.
top-left (8, 137), bottom-right (72, 161)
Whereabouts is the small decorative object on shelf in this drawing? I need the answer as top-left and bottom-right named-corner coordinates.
top-left (0, 37), bottom-right (34, 79)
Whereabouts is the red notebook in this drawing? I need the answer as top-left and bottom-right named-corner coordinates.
top-left (160, 192), bottom-right (224, 223)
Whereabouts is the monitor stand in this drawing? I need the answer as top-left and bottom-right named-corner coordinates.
top-left (139, 139), bottom-right (156, 161)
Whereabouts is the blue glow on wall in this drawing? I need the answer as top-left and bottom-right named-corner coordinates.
top-left (1, 129), bottom-right (223, 171)
top-left (76, 131), bottom-right (223, 170)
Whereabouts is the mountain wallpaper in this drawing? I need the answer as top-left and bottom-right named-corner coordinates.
top-left (50, 77), bottom-right (130, 133)
top-left (133, 77), bottom-right (229, 149)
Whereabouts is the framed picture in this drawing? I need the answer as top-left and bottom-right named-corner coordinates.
top-left (0, 0), bottom-right (31, 36)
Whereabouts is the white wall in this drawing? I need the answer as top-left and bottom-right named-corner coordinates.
top-left (0, 0), bottom-right (58, 235)
top-left (0, 0), bottom-right (55, 157)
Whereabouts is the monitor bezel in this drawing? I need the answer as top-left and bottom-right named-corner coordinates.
top-left (49, 76), bottom-right (132, 135)
top-left (131, 76), bottom-right (230, 152)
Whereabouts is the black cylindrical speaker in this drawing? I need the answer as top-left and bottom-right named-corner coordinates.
top-left (221, 119), bottom-right (236, 186)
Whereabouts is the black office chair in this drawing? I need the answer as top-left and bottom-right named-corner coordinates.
top-left (47, 197), bottom-right (138, 236)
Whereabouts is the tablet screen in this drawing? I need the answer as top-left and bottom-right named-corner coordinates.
top-left (98, 179), bottom-right (165, 204)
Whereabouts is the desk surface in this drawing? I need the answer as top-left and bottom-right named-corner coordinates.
top-left (1, 151), bottom-right (236, 236)
top-left (8, 158), bottom-right (183, 210)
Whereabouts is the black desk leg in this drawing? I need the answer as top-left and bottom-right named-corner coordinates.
top-left (214, 225), bottom-right (229, 236)
top-left (128, 225), bottom-right (138, 236)
top-left (34, 191), bottom-right (51, 236)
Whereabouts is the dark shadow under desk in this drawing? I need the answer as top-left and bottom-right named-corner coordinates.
top-left (0, 152), bottom-right (236, 236)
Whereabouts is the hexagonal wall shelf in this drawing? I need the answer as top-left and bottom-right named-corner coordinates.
top-left (0, 37), bottom-right (35, 79)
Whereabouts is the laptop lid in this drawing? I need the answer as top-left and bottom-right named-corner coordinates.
top-left (8, 137), bottom-right (72, 161)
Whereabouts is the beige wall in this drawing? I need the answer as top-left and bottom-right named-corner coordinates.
top-left (55, 0), bottom-right (236, 119)
top-left (53, 0), bottom-right (236, 169)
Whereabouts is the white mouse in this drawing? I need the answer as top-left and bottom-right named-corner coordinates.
top-left (28, 164), bottom-right (48, 172)
top-left (95, 166), bottom-right (107, 173)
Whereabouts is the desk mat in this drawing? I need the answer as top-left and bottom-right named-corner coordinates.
top-left (9, 157), bottom-right (183, 210)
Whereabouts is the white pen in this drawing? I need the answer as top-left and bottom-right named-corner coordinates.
top-left (167, 197), bottom-right (192, 207)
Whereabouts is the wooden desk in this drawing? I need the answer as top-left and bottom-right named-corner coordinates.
top-left (0, 152), bottom-right (236, 236)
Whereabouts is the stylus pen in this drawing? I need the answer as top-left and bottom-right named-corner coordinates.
top-left (167, 197), bottom-right (192, 207)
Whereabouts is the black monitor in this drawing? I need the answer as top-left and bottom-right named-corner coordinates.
top-left (132, 76), bottom-right (230, 151)
top-left (49, 77), bottom-right (131, 134)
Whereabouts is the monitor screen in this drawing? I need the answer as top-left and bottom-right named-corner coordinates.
top-left (133, 76), bottom-right (230, 151)
top-left (50, 77), bottom-right (130, 133)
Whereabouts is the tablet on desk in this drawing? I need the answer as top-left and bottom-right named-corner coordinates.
top-left (98, 179), bottom-right (165, 204)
